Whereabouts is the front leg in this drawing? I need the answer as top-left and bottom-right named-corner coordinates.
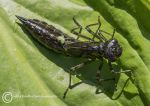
top-left (108, 61), bottom-right (132, 74)
top-left (63, 59), bottom-right (94, 98)
top-left (108, 61), bottom-right (134, 83)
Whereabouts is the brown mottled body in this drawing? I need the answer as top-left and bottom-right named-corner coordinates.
top-left (16, 16), bottom-right (102, 59)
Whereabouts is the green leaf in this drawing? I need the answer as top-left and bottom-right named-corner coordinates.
top-left (0, 0), bottom-right (149, 106)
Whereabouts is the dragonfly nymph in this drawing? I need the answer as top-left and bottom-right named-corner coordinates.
top-left (16, 15), bottom-right (131, 98)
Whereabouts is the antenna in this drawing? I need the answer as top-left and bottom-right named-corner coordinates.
top-left (112, 28), bottom-right (116, 39)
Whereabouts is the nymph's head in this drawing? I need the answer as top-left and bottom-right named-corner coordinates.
top-left (103, 39), bottom-right (122, 62)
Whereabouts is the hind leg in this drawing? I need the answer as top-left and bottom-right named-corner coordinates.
top-left (71, 17), bottom-right (94, 41)
top-left (63, 59), bottom-right (94, 98)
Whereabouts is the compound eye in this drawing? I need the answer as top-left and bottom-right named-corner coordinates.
top-left (111, 47), bottom-right (116, 53)
top-left (116, 47), bottom-right (122, 57)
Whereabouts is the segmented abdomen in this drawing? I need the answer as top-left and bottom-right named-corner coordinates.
top-left (16, 16), bottom-right (76, 54)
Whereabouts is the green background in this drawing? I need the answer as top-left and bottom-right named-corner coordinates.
top-left (0, 0), bottom-right (150, 106)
